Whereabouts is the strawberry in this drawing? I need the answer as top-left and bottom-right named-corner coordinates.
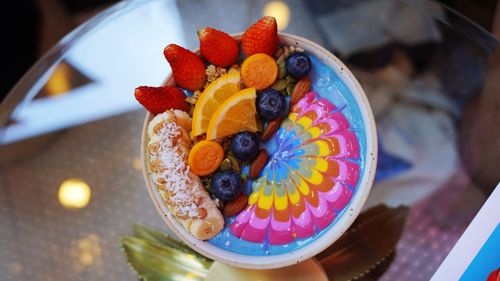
top-left (134, 86), bottom-right (189, 114)
top-left (242, 16), bottom-right (278, 57)
top-left (164, 44), bottom-right (206, 91)
top-left (198, 27), bottom-right (239, 67)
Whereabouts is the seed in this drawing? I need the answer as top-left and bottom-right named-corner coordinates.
top-left (249, 150), bottom-right (269, 179)
top-left (223, 193), bottom-right (248, 216)
top-left (290, 76), bottom-right (312, 106)
top-left (261, 118), bottom-right (282, 142)
top-left (271, 79), bottom-right (288, 91)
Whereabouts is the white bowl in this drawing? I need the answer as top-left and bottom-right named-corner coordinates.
top-left (141, 33), bottom-right (377, 269)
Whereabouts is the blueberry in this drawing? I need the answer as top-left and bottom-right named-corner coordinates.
top-left (256, 89), bottom-right (286, 121)
top-left (285, 53), bottom-right (311, 79)
top-left (231, 131), bottom-right (260, 161)
top-left (211, 171), bottom-right (242, 202)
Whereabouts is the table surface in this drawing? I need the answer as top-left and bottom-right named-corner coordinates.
top-left (0, 0), bottom-right (499, 280)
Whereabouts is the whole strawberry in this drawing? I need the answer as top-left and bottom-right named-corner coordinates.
top-left (198, 27), bottom-right (239, 67)
top-left (242, 16), bottom-right (278, 57)
top-left (164, 44), bottom-right (206, 91)
top-left (134, 86), bottom-right (189, 114)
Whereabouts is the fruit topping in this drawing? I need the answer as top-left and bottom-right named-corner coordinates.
top-left (164, 44), bottom-right (206, 91)
top-left (230, 131), bottom-right (260, 161)
top-left (285, 53), bottom-right (311, 79)
top-left (256, 89), bottom-right (286, 120)
top-left (191, 72), bottom-right (241, 137)
top-left (134, 86), bottom-right (189, 114)
top-left (198, 27), bottom-right (239, 67)
top-left (242, 16), bottom-right (278, 57)
top-left (206, 88), bottom-right (259, 140)
top-left (290, 76), bottom-right (311, 106)
top-left (241, 53), bottom-right (278, 90)
top-left (249, 149), bottom-right (269, 179)
top-left (212, 171), bottom-right (243, 202)
top-left (188, 140), bottom-right (224, 176)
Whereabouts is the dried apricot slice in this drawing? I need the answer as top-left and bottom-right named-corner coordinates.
top-left (241, 53), bottom-right (278, 90)
top-left (188, 140), bottom-right (224, 176)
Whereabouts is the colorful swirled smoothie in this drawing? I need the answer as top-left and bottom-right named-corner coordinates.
top-left (207, 54), bottom-right (366, 255)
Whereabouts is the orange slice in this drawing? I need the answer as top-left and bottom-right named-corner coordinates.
top-left (188, 140), bottom-right (224, 176)
top-left (206, 87), bottom-right (258, 140)
top-left (241, 53), bottom-right (278, 90)
top-left (191, 71), bottom-right (241, 137)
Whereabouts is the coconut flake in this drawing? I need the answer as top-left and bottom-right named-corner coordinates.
top-left (149, 118), bottom-right (200, 218)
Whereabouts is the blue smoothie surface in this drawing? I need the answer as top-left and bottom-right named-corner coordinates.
top-left (207, 54), bottom-right (367, 256)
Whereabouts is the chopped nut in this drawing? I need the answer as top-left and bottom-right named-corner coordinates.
top-left (198, 207), bottom-right (207, 219)
top-left (206, 64), bottom-right (216, 76)
top-left (289, 45), bottom-right (296, 54)
top-left (217, 67), bottom-right (227, 75)
top-left (150, 158), bottom-right (161, 172)
top-left (153, 122), bottom-right (164, 133)
top-left (186, 96), bottom-right (198, 105)
top-left (148, 143), bottom-right (159, 154)
top-left (176, 211), bottom-right (189, 220)
top-left (295, 47), bottom-right (304, 53)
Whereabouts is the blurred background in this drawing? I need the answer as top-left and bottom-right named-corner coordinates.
top-left (0, 0), bottom-right (497, 99)
top-left (0, 0), bottom-right (499, 280)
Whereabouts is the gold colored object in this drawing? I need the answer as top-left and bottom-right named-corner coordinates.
top-left (263, 1), bottom-right (290, 31)
top-left (205, 259), bottom-right (327, 281)
top-left (318, 205), bottom-right (409, 280)
top-left (58, 178), bottom-right (91, 209)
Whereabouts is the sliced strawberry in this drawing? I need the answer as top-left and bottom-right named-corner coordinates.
top-left (198, 27), bottom-right (239, 67)
top-left (134, 86), bottom-right (188, 114)
top-left (242, 16), bottom-right (278, 57)
top-left (164, 44), bottom-right (206, 91)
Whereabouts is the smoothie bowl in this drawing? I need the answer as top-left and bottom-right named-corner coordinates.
top-left (137, 17), bottom-right (377, 269)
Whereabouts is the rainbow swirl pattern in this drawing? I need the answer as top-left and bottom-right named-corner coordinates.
top-left (230, 92), bottom-right (360, 245)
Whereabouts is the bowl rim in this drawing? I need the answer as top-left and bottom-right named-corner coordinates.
top-left (141, 32), bottom-right (378, 269)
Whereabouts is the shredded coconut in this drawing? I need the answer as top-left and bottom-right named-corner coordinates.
top-left (150, 120), bottom-right (201, 219)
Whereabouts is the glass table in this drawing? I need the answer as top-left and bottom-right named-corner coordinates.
top-left (1, 0), bottom-right (498, 280)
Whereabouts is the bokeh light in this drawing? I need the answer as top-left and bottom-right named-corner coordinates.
top-left (263, 1), bottom-right (291, 31)
top-left (46, 63), bottom-right (71, 96)
top-left (58, 178), bottom-right (91, 209)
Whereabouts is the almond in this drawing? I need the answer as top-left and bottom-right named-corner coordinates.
top-left (223, 193), bottom-right (248, 217)
top-left (290, 76), bottom-right (311, 106)
top-left (249, 149), bottom-right (269, 179)
top-left (261, 118), bottom-right (282, 142)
